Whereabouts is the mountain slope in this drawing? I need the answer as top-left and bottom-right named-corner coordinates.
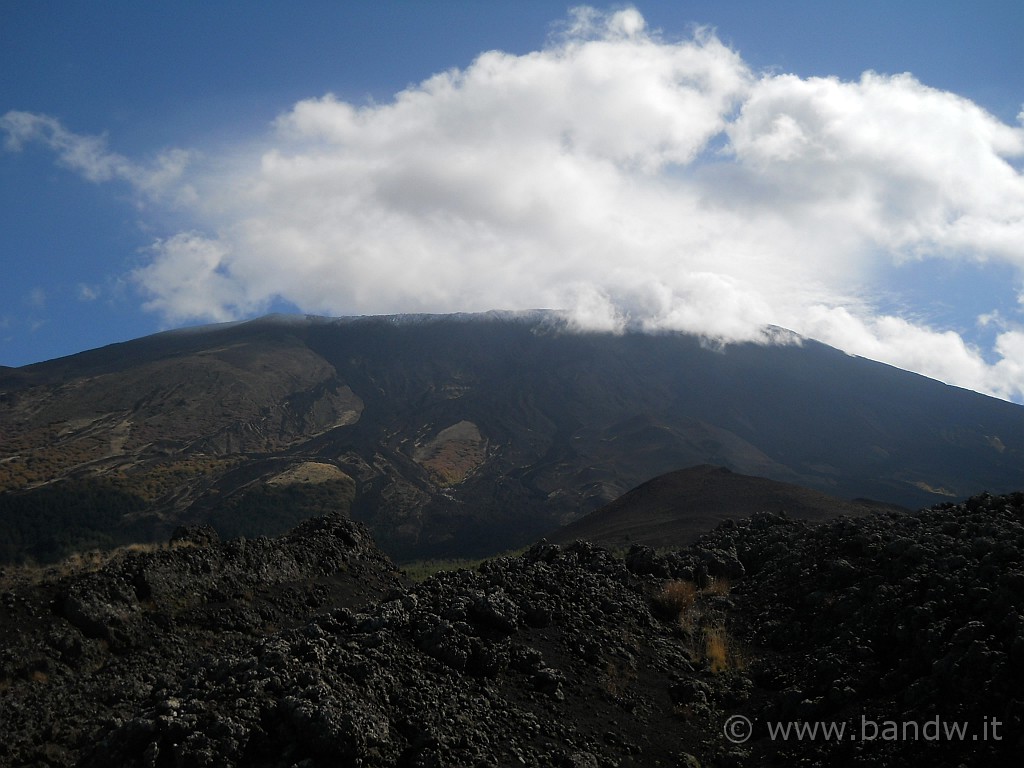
top-left (548, 464), bottom-right (907, 548)
top-left (2, 311), bottom-right (1024, 562)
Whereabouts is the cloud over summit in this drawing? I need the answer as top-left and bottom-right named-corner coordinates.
top-left (5, 7), bottom-right (1024, 400)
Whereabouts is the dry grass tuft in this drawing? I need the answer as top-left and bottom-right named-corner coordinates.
top-left (652, 579), bottom-right (698, 619)
top-left (1, 541), bottom-right (171, 591)
top-left (703, 577), bottom-right (732, 596)
top-left (704, 627), bottom-right (728, 672)
top-left (651, 578), bottom-right (746, 674)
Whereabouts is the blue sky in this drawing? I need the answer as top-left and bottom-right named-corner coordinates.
top-left (2, 1), bottom-right (1023, 401)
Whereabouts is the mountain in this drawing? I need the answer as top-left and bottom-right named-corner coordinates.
top-left (2, 311), bottom-right (1024, 563)
top-left (548, 464), bottom-right (908, 549)
top-left (2, 493), bottom-right (1022, 766)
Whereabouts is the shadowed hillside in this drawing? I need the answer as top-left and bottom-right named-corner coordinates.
top-left (548, 464), bottom-right (907, 548)
top-left (2, 311), bottom-right (1024, 562)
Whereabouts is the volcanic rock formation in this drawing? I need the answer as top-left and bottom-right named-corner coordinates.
top-left (1, 491), bottom-right (1023, 766)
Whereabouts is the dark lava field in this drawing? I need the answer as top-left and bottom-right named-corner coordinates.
top-left (2, 490), bottom-right (1023, 766)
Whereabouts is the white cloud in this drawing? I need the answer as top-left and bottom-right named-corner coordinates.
top-left (77, 284), bottom-right (99, 301)
top-left (134, 233), bottom-right (251, 322)
top-left (7, 7), bottom-right (1024, 401)
top-left (0, 110), bottom-right (191, 200)
top-left (801, 305), bottom-right (997, 389)
top-left (725, 72), bottom-right (1024, 261)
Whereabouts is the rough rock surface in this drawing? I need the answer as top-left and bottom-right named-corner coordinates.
top-left (2, 493), bottom-right (1024, 766)
top-left (0, 515), bottom-right (401, 767)
top-left (714, 492), bottom-right (1024, 766)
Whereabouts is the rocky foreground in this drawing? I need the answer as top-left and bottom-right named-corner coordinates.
top-left (2, 492), bottom-right (1023, 766)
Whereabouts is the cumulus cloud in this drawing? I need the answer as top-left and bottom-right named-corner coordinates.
top-left (724, 72), bottom-right (1024, 260)
top-left (7, 7), bottom-right (1024, 400)
top-left (135, 233), bottom-right (248, 322)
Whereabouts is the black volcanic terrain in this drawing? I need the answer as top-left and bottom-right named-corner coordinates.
top-left (1, 492), bottom-right (1022, 766)
top-left (3, 312), bottom-right (1024, 766)
top-left (3, 311), bottom-right (1024, 563)
top-left (549, 464), bottom-right (907, 549)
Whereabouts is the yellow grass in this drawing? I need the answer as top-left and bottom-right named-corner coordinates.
top-left (652, 578), bottom-right (746, 674)
top-left (652, 579), bottom-right (698, 619)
